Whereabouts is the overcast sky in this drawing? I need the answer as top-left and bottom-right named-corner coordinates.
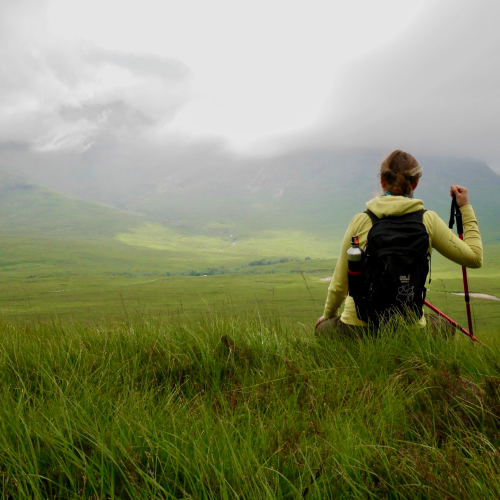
top-left (1, 0), bottom-right (499, 173)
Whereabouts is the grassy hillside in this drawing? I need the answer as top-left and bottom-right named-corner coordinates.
top-left (0, 173), bottom-right (336, 277)
top-left (0, 172), bottom-right (166, 273)
top-left (0, 313), bottom-right (499, 498)
top-left (0, 172), bottom-right (144, 239)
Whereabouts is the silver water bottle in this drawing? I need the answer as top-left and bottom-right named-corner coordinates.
top-left (347, 235), bottom-right (364, 296)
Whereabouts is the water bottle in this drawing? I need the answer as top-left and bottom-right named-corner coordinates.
top-left (347, 235), bottom-right (364, 296)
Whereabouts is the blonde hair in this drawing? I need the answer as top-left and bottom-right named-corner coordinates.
top-left (380, 150), bottom-right (422, 196)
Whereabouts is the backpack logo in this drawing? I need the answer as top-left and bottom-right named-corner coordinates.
top-left (399, 274), bottom-right (410, 283)
top-left (397, 284), bottom-right (415, 305)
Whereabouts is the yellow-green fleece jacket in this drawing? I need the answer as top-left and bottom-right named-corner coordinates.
top-left (323, 195), bottom-right (483, 327)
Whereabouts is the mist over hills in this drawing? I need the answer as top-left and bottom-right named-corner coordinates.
top-left (2, 148), bottom-right (499, 246)
top-left (124, 151), bottom-right (500, 243)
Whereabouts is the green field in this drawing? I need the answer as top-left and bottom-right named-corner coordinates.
top-left (1, 242), bottom-right (499, 331)
top-left (0, 268), bottom-right (499, 329)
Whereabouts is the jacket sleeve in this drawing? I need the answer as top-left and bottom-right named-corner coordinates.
top-left (426, 205), bottom-right (483, 268)
top-left (323, 214), bottom-right (363, 318)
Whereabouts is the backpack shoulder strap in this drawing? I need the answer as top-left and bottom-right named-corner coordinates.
top-left (364, 209), bottom-right (379, 225)
top-left (404, 208), bottom-right (426, 222)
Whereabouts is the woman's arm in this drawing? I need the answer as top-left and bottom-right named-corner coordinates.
top-left (427, 186), bottom-right (482, 268)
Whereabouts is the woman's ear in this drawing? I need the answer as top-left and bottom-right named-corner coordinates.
top-left (412, 180), bottom-right (419, 191)
top-left (381, 177), bottom-right (387, 189)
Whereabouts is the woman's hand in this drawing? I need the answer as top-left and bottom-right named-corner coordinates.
top-left (450, 185), bottom-right (470, 207)
top-left (315, 316), bottom-right (327, 328)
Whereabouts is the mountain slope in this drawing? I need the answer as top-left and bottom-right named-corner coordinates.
top-left (0, 172), bottom-right (176, 275)
top-left (4, 147), bottom-right (499, 243)
top-left (0, 172), bottom-right (145, 240)
top-left (0, 173), bottom-right (333, 276)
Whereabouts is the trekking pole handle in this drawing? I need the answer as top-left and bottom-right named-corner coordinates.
top-left (449, 193), bottom-right (464, 234)
top-left (449, 194), bottom-right (456, 229)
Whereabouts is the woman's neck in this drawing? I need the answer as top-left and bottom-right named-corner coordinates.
top-left (382, 191), bottom-right (414, 198)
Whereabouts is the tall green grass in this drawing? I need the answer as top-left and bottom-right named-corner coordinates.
top-left (0, 312), bottom-right (499, 498)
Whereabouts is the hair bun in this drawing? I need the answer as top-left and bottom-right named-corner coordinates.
top-left (380, 150), bottom-right (420, 196)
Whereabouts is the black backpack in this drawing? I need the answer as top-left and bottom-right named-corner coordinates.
top-left (352, 209), bottom-right (430, 325)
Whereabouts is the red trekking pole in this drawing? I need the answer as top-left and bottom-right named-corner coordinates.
top-left (424, 300), bottom-right (484, 345)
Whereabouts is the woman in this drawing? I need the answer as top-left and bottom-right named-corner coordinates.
top-left (315, 150), bottom-right (483, 336)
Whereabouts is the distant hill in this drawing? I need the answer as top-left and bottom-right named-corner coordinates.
top-left (0, 173), bottom-right (335, 276)
top-left (0, 171), bottom-right (144, 239)
top-left (0, 172), bottom-right (172, 276)
top-left (4, 146), bottom-right (499, 242)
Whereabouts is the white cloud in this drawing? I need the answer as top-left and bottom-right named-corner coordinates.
top-left (286, 0), bottom-right (500, 171)
top-left (0, 1), bottom-right (193, 152)
top-left (45, 0), bottom-right (427, 149)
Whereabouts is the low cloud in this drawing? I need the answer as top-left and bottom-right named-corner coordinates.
top-left (287, 0), bottom-right (500, 171)
top-left (1, 0), bottom-right (499, 185)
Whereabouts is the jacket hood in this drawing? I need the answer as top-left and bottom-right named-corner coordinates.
top-left (366, 195), bottom-right (425, 218)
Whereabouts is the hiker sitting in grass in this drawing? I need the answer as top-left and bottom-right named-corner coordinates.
top-left (315, 150), bottom-right (483, 337)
